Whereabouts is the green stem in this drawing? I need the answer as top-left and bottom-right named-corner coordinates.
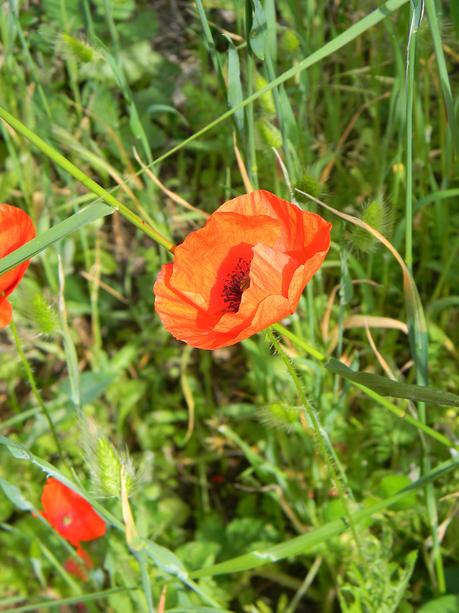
top-left (0, 106), bottom-right (174, 252)
top-left (267, 328), bottom-right (362, 554)
top-left (10, 319), bottom-right (64, 460)
top-left (405, 5), bottom-right (445, 593)
top-left (405, 14), bottom-right (416, 271)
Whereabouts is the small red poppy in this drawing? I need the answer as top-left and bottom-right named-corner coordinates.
top-left (41, 478), bottom-right (106, 548)
top-left (0, 203), bottom-right (36, 328)
top-left (64, 547), bottom-right (93, 581)
top-left (154, 190), bottom-right (331, 349)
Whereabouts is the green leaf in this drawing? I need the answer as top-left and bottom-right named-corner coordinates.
top-left (379, 474), bottom-right (417, 510)
top-left (247, 0), bottom-right (267, 60)
top-left (0, 202), bottom-right (112, 275)
top-left (142, 541), bottom-right (187, 578)
top-left (325, 357), bottom-right (459, 407)
top-left (226, 37), bottom-right (244, 133)
top-left (0, 477), bottom-right (33, 512)
top-left (425, 0), bottom-right (458, 159)
top-left (58, 371), bottom-right (114, 406)
top-left (418, 595), bottom-right (459, 613)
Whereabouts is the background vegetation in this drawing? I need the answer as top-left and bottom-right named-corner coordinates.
top-left (0, 0), bottom-right (458, 611)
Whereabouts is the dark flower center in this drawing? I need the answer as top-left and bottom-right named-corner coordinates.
top-left (222, 258), bottom-right (250, 313)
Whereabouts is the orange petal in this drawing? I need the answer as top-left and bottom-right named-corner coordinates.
top-left (0, 299), bottom-right (13, 329)
top-left (41, 478), bottom-right (106, 547)
top-left (0, 204), bottom-right (36, 314)
top-left (169, 212), bottom-right (280, 307)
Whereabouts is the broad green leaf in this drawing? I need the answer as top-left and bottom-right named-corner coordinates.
top-left (0, 202), bottom-right (112, 275)
top-left (166, 609), bottom-right (231, 613)
top-left (418, 595), bottom-right (459, 613)
top-left (325, 357), bottom-right (459, 407)
top-left (41, 0), bottom-right (85, 28)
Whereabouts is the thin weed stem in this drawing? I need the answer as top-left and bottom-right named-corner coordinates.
top-left (267, 328), bottom-right (362, 556)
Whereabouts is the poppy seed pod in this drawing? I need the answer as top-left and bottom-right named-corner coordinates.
top-left (0, 203), bottom-right (36, 327)
top-left (154, 190), bottom-right (331, 350)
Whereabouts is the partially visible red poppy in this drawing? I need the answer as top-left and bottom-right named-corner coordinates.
top-left (0, 203), bottom-right (36, 328)
top-left (41, 478), bottom-right (106, 548)
top-left (154, 190), bottom-right (331, 350)
top-left (64, 547), bottom-right (93, 581)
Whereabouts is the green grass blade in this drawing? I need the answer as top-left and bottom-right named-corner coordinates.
top-left (0, 202), bottom-right (112, 276)
top-left (195, 0), bottom-right (226, 92)
top-left (192, 457), bottom-right (458, 578)
top-left (325, 357), bottom-right (459, 407)
top-left (0, 588), bottom-right (138, 613)
top-left (150, 0), bottom-right (409, 168)
top-left (425, 0), bottom-right (458, 160)
top-left (0, 106), bottom-right (173, 250)
top-left (134, 551), bottom-right (155, 613)
top-left (227, 38), bottom-right (245, 133)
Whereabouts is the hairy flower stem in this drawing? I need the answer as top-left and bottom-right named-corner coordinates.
top-left (10, 318), bottom-right (64, 460)
top-left (267, 328), bottom-right (363, 556)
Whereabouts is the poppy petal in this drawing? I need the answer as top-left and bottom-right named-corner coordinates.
top-left (41, 478), bottom-right (106, 547)
top-left (0, 204), bottom-right (36, 327)
top-left (0, 299), bottom-right (13, 328)
top-left (169, 212), bottom-right (280, 309)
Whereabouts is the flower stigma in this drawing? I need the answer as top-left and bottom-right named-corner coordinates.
top-left (222, 257), bottom-right (251, 313)
top-left (62, 514), bottom-right (73, 527)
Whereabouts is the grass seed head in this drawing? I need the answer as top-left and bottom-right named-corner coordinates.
top-left (60, 33), bottom-right (95, 63)
top-left (280, 29), bottom-right (301, 54)
top-left (351, 199), bottom-right (393, 253)
top-left (259, 402), bottom-right (300, 432)
top-left (91, 436), bottom-right (137, 499)
top-left (254, 73), bottom-right (276, 117)
top-left (258, 119), bottom-right (282, 149)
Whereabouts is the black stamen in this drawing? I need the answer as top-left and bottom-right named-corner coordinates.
top-left (222, 258), bottom-right (250, 313)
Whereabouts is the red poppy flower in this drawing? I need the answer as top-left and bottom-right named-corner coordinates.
top-left (41, 478), bottom-right (106, 548)
top-left (0, 203), bottom-right (36, 328)
top-left (154, 190), bottom-right (331, 350)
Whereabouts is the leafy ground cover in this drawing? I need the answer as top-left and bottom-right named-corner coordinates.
top-left (0, 0), bottom-right (458, 611)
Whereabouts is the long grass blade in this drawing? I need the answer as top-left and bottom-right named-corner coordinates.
top-left (192, 457), bottom-right (458, 577)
